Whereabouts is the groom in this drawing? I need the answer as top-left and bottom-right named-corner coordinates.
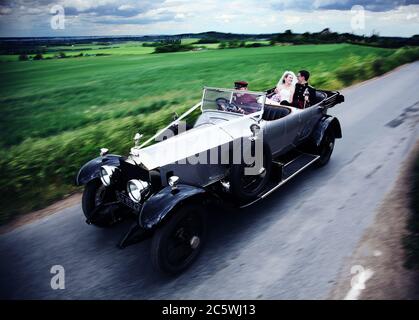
top-left (292, 70), bottom-right (316, 109)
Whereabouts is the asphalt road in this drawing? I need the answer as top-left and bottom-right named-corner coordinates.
top-left (1, 62), bottom-right (418, 299)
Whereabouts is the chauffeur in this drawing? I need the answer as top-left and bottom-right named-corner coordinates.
top-left (232, 81), bottom-right (259, 114)
top-left (292, 70), bottom-right (316, 109)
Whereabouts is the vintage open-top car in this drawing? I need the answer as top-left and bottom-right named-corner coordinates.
top-left (75, 85), bottom-right (344, 274)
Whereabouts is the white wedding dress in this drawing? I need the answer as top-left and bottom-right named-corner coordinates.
top-left (269, 71), bottom-right (297, 104)
top-left (277, 87), bottom-right (292, 102)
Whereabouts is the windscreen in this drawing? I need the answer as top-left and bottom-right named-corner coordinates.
top-left (202, 88), bottom-right (265, 115)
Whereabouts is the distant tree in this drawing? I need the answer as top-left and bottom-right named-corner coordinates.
top-left (195, 38), bottom-right (220, 44)
top-left (227, 40), bottom-right (239, 48)
top-left (245, 42), bottom-right (263, 48)
top-left (58, 52), bottom-right (66, 58)
top-left (276, 29), bottom-right (294, 43)
top-left (218, 42), bottom-right (226, 49)
top-left (239, 41), bottom-right (246, 47)
top-left (159, 39), bottom-right (181, 45)
top-left (369, 30), bottom-right (380, 43)
top-left (33, 53), bottom-right (43, 60)
top-left (269, 39), bottom-right (276, 46)
top-left (153, 43), bottom-right (193, 53)
top-left (18, 54), bottom-right (29, 61)
top-left (142, 42), bottom-right (161, 47)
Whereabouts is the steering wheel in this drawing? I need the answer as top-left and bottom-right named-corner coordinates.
top-left (215, 98), bottom-right (241, 113)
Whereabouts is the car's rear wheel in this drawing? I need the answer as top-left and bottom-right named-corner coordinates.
top-left (151, 203), bottom-right (207, 275)
top-left (230, 143), bottom-right (272, 202)
top-left (82, 179), bottom-right (119, 227)
top-left (316, 130), bottom-right (335, 167)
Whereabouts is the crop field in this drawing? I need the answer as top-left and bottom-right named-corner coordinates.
top-left (0, 39), bottom-right (273, 62)
top-left (0, 42), bottom-right (417, 223)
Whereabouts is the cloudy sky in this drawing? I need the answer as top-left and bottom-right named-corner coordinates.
top-left (0, 0), bottom-right (418, 37)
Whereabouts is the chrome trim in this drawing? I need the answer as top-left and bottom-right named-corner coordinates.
top-left (100, 165), bottom-right (117, 186)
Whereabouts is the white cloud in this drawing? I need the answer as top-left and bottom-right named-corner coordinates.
top-left (59, 0), bottom-right (116, 12)
top-left (284, 15), bottom-right (302, 25)
top-left (0, 0), bottom-right (418, 37)
top-left (118, 5), bottom-right (135, 11)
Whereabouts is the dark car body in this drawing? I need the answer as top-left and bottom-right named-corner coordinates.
top-left (75, 86), bottom-right (344, 274)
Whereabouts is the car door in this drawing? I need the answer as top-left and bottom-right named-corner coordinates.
top-left (264, 111), bottom-right (301, 156)
top-left (295, 104), bottom-right (323, 144)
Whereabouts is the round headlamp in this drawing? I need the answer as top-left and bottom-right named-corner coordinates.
top-left (100, 165), bottom-right (117, 186)
top-left (127, 179), bottom-right (150, 203)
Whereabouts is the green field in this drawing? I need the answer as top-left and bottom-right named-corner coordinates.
top-left (0, 39), bottom-right (271, 62)
top-left (0, 42), bottom-right (156, 61)
top-left (0, 43), bottom-right (417, 224)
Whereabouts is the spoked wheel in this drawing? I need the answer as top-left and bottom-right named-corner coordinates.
top-left (230, 143), bottom-right (272, 202)
top-left (82, 179), bottom-right (120, 227)
top-left (316, 131), bottom-right (335, 167)
top-left (151, 203), bottom-right (207, 275)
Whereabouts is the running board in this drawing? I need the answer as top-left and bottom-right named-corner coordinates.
top-left (240, 153), bottom-right (320, 208)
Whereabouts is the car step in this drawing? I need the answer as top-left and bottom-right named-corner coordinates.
top-left (282, 153), bottom-right (319, 180)
top-left (240, 152), bottom-right (320, 208)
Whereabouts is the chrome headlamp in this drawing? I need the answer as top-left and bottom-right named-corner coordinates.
top-left (127, 179), bottom-right (150, 203)
top-left (100, 165), bottom-right (118, 186)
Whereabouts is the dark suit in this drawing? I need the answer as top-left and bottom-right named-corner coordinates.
top-left (292, 83), bottom-right (316, 109)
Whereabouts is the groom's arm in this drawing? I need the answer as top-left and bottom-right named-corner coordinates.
top-left (308, 86), bottom-right (317, 106)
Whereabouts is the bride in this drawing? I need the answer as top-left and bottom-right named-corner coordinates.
top-left (270, 71), bottom-right (297, 105)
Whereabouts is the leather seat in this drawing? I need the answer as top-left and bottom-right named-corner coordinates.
top-left (262, 105), bottom-right (291, 121)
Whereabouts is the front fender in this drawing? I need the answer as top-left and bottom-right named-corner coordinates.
top-left (75, 154), bottom-right (123, 186)
top-left (140, 184), bottom-right (206, 229)
top-left (311, 116), bottom-right (342, 147)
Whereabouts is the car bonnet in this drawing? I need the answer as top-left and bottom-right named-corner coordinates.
top-left (130, 114), bottom-right (259, 170)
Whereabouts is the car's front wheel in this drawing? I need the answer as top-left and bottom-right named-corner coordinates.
top-left (151, 203), bottom-right (207, 275)
top-left (82, 179), bottom-right (119, 227)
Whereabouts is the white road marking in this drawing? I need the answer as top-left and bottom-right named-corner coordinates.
top-left (344, 268), bottom-right (374, 300)
top-left (373, 250), bottom-right (382, 257)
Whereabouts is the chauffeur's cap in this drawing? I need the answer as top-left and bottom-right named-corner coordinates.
top-left (234, 80), bottom-right (248, 89)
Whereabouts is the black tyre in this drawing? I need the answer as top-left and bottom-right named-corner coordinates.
top-left (230, 143), bottom-right (272, 202)
top-left (316, 130), bottom-right (335, 167)
top-left (82, 179), bottom-right (118, 227)
top-left (151, 203), bottom-right (207, 275)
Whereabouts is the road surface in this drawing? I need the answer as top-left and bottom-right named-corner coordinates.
top-left (1, 62), bottom-right (418, 299)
